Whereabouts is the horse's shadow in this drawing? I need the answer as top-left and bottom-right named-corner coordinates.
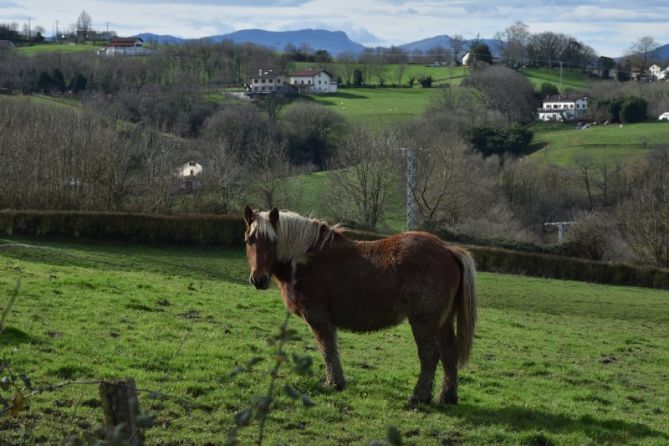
top-left (419, 402), bottom-right (667, 443)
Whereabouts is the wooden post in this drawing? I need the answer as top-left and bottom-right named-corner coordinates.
top-left (99, 378), bottom-right (145, 446)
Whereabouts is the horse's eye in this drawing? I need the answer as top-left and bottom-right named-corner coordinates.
top-left (246, 234), bottom-right (256, 245)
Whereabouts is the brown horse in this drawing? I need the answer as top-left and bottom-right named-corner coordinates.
top-left (243, 206), bottom-right (477, 405)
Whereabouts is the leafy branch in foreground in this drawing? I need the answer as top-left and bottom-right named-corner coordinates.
top-left (226, 311), bottom-right (315, 446)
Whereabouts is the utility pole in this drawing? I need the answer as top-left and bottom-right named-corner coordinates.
top-left (55, 20), bottom-right (59, 41)
top-left (559, 61), bottom-right (564, 90)
top-left (544, 221), bottom-right (575, 243)
top-left (402, 147), bottom-right (417, 231)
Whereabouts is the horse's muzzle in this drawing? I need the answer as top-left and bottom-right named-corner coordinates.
top-left (249, 274), bottom-right (270, 290)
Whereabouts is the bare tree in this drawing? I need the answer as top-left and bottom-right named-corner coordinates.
top-left (498, 21), bottom-right (530, 67)
top-left (450, 34), bottom-right (465, 64)
top-left (248, 137), bottom-right (292, 209)
top-left (327, 125), bottom-right (400, 230)
top-left (630, 36), bottom-right (659, 73)
top-left (619, 148), bottom-right (669, 267)
top-left (76, 10), bottom-right (92, 42)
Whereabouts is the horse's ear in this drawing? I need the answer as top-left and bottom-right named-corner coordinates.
top-left (269, 207), bottom-right (279, 229)
top-left (244, 205), bottom-right (255, 225)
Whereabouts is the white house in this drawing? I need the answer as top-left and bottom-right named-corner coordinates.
top-left (246, 68), bottom-right (337, 95)
top-left (659, 112), bottom-right (669, 121)
top-left (246, 69), bottom-right (291, 94)
top-left (176, 161), bottom-right (203, 193)
top-left (100, 37), bottom-right (155, 56)
top-left (537, 94), bottom-right (589, 122)
top-left (288, 69), bottom-right (337, 94)
top-left (649, 64), bottom-right (669, 80)
top-left (461, 52), bottom-right (472, 66)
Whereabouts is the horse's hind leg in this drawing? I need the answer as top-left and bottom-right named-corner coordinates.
top-left (407, 313), bottom-right (440, 405)
top-left (438, 315), bottom-right (458, 404)
top-left (306, 317), bottom-right (345, 390)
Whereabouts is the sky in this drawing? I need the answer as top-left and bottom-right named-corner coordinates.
top-left (2, 0), bottom-right (668, 57)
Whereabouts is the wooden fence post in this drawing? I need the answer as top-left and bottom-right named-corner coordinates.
top-left (99, 378), bottom-right (145, 446)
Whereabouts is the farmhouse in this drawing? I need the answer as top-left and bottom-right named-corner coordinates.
top-left (649, 64), bottom-right (669, 80)
top-left (100, 37), bottom-right (154, 56)
top-left (537, 94), bottom-right (589, 122)
top-left (289, 69), bottom-right (337, 93)
top-left (246, 69), bottom-right (292, 94)
top-left (659, 112), bottom-right (669, 121)
top-left (245, 68), bottom-right (337, 95)
top-left (176, 161), bottom-right (202, 193)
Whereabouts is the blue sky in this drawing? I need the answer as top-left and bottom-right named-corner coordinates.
top-left (2, 0), bottom-right (668, 56)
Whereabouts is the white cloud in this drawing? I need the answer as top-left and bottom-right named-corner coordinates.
top-left (1, 0), bottom-right (667, 56)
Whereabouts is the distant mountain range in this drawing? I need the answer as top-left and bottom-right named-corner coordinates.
top-left (135, 29), bottom-right (502, 57)
top-left (653, 43), bottom-right (669, 62)
top-left (398, 35), bottom-right (504, 57)
top-left (135, 28), bottom-right (666, 61)
top-left (137, 29), bottom-right (365, 55)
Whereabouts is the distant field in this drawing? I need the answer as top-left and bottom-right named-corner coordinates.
top-left (16, 43), bottom-right (102, 56)
top-left (530, 121), bottom-right (669, 165)
top-left (291, 62), bottom-right (469, 87)
top-left (297, 87), bottom-right (438, 123)
top-left (521, 68), bottom-right (592, 92)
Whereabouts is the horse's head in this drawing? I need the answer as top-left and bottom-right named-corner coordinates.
top-left (243, 205), bottom-right (279, 290)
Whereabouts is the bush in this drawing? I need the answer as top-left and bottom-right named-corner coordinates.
top-left (468, 125), bottom-right (534, 157)
top-left (0, 210), bottom-right (245, 246)
top-left (620, 96), bottom-right (647, 123)
top-left (419, 75), bottom-right (433, 88)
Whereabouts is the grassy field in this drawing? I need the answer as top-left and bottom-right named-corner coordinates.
top-left (520, 68), bottom-right (592, 92)
top-left (16, 43), bottom-right (102, 56)
top-left (0, 237), bottom-right (667, 445)
top-left (530, 121), bottom-right (669, 165)
top-left (296, 87), bottom-right (439, 124)
top-left (290, 62), bottom-right (469, 87)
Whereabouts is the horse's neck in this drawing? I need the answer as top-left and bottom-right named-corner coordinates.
top-left (272, 230), bottom-right (351, 283)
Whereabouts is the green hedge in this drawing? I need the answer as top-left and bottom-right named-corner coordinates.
top-left (345, 229), bottom-right (669, 290)
top-left (467, 245), bottom-right (669, 290)
top-left (1, 210), bottom-right (666, 289)
top-left (0, 210), bottom-right (245, 246)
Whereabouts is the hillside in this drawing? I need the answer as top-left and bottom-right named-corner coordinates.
top-left (530, 122), bottom-right (669, 165)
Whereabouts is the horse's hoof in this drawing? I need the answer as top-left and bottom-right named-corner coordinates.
top-left (407, 395), bottom-right (432, 406)
top-left (323, 378), bottom-right (346, 391)
top-left (438, 392), bottom-right (458, 405)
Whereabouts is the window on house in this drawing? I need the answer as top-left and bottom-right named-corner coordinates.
top-left (262, 79), bottom-right (266, 83)
top-left (254, 79), bottom-right (258, 83)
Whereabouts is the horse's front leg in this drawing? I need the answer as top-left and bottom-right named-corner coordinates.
top-left (304, 315), bottom-right (345, 390)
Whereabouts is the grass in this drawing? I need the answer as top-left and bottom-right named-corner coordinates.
top-left (520, 68), bottom-right (592, 92)
top-left (296, 87), bottom-right (439, 124)
top-left (290, 62), bottom-right (469, 87)
top-left (0, 237), bottom-right (667, 445)
top-left (529, 121), bottom-right (669, 165)
top-left (16, 43), bottom-right (102, 56)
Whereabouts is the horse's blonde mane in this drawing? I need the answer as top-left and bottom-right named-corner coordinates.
top-left (251, 210), bottom-right (339, 261)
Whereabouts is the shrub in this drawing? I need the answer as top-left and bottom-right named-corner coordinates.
top-left (468, 125), bottom-right (534, 157)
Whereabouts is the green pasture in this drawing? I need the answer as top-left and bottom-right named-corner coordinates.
top-left (299, 87), bottom-right (439, 124)
top-left (520, 68), bottom-right (592, 92)
top-left (290, 62), bottom-right (469, 87)
top-left (0, 237), bottom-right (667, 445)
top-left (530, 121), bottom-right (669, 165)
top-left (16, 43), bottom-right (102, 56)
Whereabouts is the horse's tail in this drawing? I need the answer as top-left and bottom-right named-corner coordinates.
top-left (447, 246), bottom-right (477, 367)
